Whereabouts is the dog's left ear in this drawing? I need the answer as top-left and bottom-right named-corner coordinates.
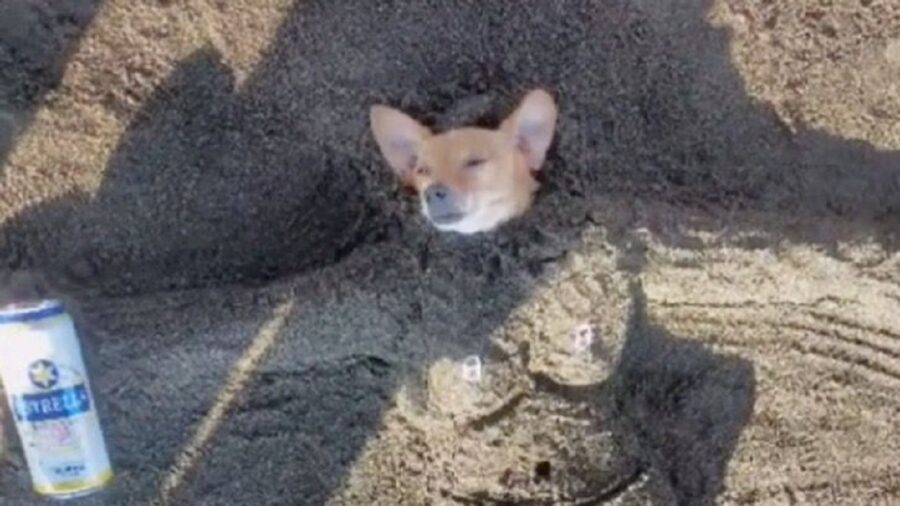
top-left (370, 105), bottom-right (432, 186)
top-left (501, 89), bottom-right (558, 171)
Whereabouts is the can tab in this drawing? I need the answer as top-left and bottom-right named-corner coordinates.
top-left (460, 355), bottom-right (483, 384)
top-left (571, 323), bottom-right (594, 354)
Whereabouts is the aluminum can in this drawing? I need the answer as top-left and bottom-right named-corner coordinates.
top-left (0, 300), bottom-right (113, 499)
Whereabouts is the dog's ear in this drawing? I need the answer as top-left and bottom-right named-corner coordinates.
top-left (501, 89), bottom-right (558, 171)
top-left (370, 105), bottom-right (432, 185)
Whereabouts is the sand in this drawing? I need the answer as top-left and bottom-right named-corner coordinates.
top-left (1, 0), bottom-right (899, 504)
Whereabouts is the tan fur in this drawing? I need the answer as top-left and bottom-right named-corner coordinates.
top-left (370, 89), bottom-right (558, 234)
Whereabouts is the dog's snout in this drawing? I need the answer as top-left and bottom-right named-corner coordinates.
top-left (423, 183), bottom-right (464, 225)
top-left (425, 184), bottom-right (450, 204)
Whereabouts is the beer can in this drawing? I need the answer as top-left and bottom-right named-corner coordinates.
top-left (0, 300), bottom-right (113, 499)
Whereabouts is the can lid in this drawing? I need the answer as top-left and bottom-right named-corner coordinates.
top-left (0, 299), bottom-right (65, 324)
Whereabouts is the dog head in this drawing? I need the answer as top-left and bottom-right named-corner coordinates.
top-left (370, 89), bottom-right (557, 234)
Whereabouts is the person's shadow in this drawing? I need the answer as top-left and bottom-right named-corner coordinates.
top-left (0, 0), bottom-right (897, 504)
top-left (612, 284), bottom-right (756, 505)
top-left (0, 0), bottom-right (102, 167)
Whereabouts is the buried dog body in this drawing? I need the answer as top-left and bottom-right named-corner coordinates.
top-left (370, 90), bottom-right (558, 234)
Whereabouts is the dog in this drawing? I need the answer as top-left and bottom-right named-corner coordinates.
top-left (370, 89), bottom-right (558, 234)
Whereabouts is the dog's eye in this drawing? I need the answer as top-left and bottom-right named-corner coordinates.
top-left (463, 158), bottom-right (485, 169)
top-left (416, 166), bottom-right (431, 176)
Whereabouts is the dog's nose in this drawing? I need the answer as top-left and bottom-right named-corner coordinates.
top-left (425, 184), bottom-right (450, 204)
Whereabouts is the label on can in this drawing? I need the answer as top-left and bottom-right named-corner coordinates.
top-left (0, 300), bottom-right (113, 499)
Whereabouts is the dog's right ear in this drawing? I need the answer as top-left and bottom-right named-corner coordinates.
top-left (501, 89), bottom-right (558, 172)
top-left (370, 105), bottom-right (432, 186)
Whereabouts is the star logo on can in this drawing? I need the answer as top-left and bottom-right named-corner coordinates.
top-left (28, 359), bottom-right (59, 390)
